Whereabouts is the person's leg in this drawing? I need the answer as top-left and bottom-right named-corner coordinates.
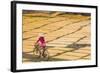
top-left (42, 48), bottom-right (46, 58)
top-left (38, 47), bottom-right (43, 58)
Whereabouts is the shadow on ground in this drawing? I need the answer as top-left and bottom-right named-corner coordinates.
top-left (23, 52), bottom-right (67, 62)
top-left (66, 44), bottom-right (90, 49)
top-left (23, 43), bottom-right (90, 62)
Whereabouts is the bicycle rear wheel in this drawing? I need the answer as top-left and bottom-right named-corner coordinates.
top-left (33, 45), bottom-right (40, 57)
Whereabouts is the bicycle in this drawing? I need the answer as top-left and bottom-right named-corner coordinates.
top-left (33, 44), bottom-right (49, 61)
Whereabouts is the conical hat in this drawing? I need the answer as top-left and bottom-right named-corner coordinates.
top-left (38, 33), bottom-right (44, 37)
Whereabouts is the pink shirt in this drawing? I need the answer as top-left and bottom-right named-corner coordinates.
top-left (36, 37), bottom-right (46, 48)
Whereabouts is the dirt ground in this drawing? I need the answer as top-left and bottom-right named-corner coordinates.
top-left (22, 11), bottom-right (91, 63)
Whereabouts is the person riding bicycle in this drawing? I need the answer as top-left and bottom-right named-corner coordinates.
top-left (34, 33), bottom-right (46, 58)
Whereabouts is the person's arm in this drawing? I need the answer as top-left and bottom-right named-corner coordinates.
top-left (34, 37), bottom-right (40, 45)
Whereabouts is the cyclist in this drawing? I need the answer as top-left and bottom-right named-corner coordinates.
top-left (34, 33), bottom-right (46, 58)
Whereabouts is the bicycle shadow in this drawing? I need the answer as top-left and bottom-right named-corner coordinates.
top-left (22, 51), bottom-right (68, 62)
top-left (22, 52), bottom-right (42, 62)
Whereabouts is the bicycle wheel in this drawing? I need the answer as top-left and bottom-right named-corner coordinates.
top-left (33, 45), bottom-right (40, 56)
top-left (43, 49), bottom-right (49, 61)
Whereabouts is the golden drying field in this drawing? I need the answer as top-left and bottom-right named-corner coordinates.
top-left (22, 11), bottom-right (91, 62)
